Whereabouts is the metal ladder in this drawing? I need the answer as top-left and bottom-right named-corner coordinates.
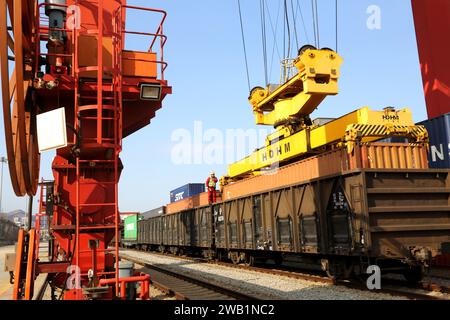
top-left (72, 0), bottom-right (122, 296)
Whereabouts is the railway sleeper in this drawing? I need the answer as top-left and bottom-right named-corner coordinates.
top-left (124, 246), bottom-right (429, 284)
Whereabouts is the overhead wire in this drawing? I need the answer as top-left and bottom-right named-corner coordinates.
top-left (236, 0), bottom-right (251, 91)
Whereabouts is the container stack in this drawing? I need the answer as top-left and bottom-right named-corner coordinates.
top-left (170, 183), bottom-right (205, 203)
top-left (166, 183), bottom-right (223, 214)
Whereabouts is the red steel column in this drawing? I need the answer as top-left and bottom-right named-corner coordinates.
top-left (411, 0), bottom-right (450, 119)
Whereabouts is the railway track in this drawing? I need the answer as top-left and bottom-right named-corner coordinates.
top-left (120, 253), bottom-right (260, 300)
top-left (121, 249), bottom-right (449, 300)
top-left (213, 259), bottom-right (446, 300)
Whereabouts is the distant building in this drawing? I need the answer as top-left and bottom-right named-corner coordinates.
top-left (4, 210), bottom-right (35, 228)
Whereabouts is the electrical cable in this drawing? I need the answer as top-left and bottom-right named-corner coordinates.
top-left (237, 0), bottom-right (251, 91)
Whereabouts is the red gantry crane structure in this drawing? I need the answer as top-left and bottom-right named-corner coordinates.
top-left (1, 0), bottom-right (171, 300)
top-left (411, 0), bottom-right (450, 120)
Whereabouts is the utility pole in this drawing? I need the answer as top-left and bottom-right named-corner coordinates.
top-left (0, 156), bottom-right (7, 214)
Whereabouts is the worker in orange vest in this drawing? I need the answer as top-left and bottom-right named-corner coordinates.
top-left (206, 171), bottom-right (218, 204)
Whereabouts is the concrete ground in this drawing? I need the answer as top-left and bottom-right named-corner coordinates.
top-left (0, 245), bottom-right (15, 300)
top-left (0, 244), bottom-right (50, 300)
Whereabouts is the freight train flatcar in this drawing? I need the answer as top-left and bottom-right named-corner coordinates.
top-left (121, 154), bottom-right (450, 282)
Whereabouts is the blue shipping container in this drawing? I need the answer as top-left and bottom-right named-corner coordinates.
top-left (418, 113), bottom-right (450, 169)
top-left (170, 183), bottom-right (205, 203)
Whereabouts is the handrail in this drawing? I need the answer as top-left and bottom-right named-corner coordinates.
top-left (36, 2), bottom-right (168, 81)
top-left (117, 4), bottom-right (168, 80)
top-left (99, 273), bottom-right (150, 300)
top-left (121, 4), bottom-right (167, 51)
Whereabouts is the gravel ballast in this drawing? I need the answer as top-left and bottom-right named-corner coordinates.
top-left (120, 250), bottom-right (407, 300)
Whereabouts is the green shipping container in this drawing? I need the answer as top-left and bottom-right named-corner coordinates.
top-left (124, 214), bottom-right (138, 241)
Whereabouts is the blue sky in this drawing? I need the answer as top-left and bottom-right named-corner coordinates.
top-left (0, 0), bottom-right (427, 213)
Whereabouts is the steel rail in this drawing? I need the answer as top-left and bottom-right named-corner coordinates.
top-left (122, 248), bottom-right (450, 300)
top-left (120, 253), bottom-right (260, 300)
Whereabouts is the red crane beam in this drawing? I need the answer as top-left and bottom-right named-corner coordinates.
top-left (412, 0), bottom-right (450, 119)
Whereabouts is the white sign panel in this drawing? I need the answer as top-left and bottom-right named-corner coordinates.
top-left (36, 107), bottom-right (68, 152)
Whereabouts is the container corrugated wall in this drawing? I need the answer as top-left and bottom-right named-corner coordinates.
top-left (170, 183), bottom-right (205, 203)
top-left (222, 143), bottom-right (429, 201)
top-left (359, 144), bottom-right (429, 169)
top-left (166, 191), bottom-right (222, 214)
top-left (123, 214), bottom-right (138, 241)
top-left (419, 113), bottom-right (450, 168)
top-left (142, 206), bottom-right (166, 220)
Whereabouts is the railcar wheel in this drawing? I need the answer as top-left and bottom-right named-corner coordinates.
top-left (216, 251), bottom-right (225, 262)
top-left (230, 252), bottom-right (240, 265)
top-left (323, 259), bottom-right (354, 280)
top-left (244, 254), bottom-right (255, 267)
top-left (403, 266), bottom-right (424, 284)
top-left (273, 255), bottom-right (283, 266)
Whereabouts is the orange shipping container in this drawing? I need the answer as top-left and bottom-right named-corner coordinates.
top-left (222, 143), bottom-right (429, 201)
top-left (166, 191), bottom-right (222, 214)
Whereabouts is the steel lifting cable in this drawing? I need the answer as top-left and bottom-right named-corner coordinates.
top-left (315, 0), bottom-right (320, 48)
top-left (284, 0), bottom-right (291, 58)
top-left (283, 0), bottom-right (286, 59)
top-left (311, 0), bottom-right (320, 48)
top-left (265, 0), bottom-right (282, 83)
top-left (335, 0), bottom-right (339, 52)
top-left (311, 0), bottom-right (316, 47)
top-left (237, 0), bottom-right (251, 91)
top-left (290, 0), bottom-right (299, 52)
top-left (260, 0), bottom-right (268, 86)
top-left (295, 0), bottom-right (310, 46)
